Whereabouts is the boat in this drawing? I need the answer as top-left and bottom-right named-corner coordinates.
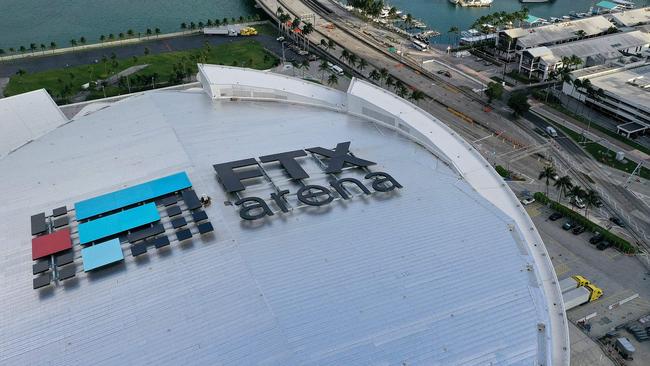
top-left (449, 0), bottom-right (493, 7)
top-left (520, 0), bottom-right (550, 3)
top-left (612, 0), bottom-right (635, 9)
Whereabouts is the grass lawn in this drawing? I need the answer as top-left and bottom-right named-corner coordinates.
top-left (547, 102), bottom-right (650, 156)
top-left (547, 118), bottom-right (650, 180)
top-left (5, 39), bottom-right (277, 103)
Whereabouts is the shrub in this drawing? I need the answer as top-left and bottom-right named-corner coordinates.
top-left (495, 165), bottom-right (509, 178)
top-left (533, 192), bottom-right (636, 254)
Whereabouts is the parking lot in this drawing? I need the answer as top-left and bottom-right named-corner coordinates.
top-left (526, 201), bottom-right (650, 364)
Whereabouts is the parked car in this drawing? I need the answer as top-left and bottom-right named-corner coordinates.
top-left (571, 197), bottom-right (586, 209)
top-left (572, 226), bottom-right (586, 235)
top-left (589, 232), bottom-right (604, 244)
top-left (562, 221), bottom-right (574, 230)
top-left (596, 241), bottom-right (612, 251)
top-left (549, 212), bottom-right (563, 221)
top-left (595, 199), bottom-right (603, 208)
top-left (521, 196), bottom-right (535, 205)
top-left (610, 217), bottom-right (626, 227)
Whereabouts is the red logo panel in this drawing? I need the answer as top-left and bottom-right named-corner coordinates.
top-left (32, 228), bottom-right (72, 260)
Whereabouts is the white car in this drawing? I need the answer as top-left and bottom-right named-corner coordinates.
top-left (521, 197), bottom-right (536, 205)
top-left (572, 197), bottom-right (586, 209)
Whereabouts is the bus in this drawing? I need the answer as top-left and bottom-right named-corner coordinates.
top-left (412, 40), bottom-right (428, 51)
top-left (327, 62), bottom-right (344, 76)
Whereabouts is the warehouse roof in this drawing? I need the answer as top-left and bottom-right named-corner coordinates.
top-left (611, 7), bottom-right (650, 27)
top-left (502, 16), bottom-right (614, 48)
top-left (0, 65), bottom-right (569, 365)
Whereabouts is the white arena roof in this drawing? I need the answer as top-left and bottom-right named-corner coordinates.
top-left (0, 65), bottom-right (569, 365)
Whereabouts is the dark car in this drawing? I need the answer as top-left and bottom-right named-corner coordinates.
top-left (562, 221), bottom-right (574, 230)
top-left (572, 226), bottom-right (586, 235)
top-left (610, 217), bottom-right (626, 227)
top-left (596, 241), bottom-right (612, 251)
top-left (549, 212), bottom-right (563, 221)
top-left (595, 199), bottom-right (603, 208)
top-left (589, 232), bottom-right (604, 244)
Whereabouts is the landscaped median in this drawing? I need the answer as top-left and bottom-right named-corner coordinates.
top-left (533, 192), bottom-right (636, 254)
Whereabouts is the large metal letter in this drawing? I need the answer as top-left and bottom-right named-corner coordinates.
top-left (306, 142), bottom-right (376, 173)
top-left (213, 158), bottom-right (263, 193)
top-left (235, 197), bottom-right (274, 220)
top-left (297, 185), bottom-right (334, 206)
top-left (365, 172), bottom-right (403, 192)
top-left (259, 150), bottom-right (309, 180)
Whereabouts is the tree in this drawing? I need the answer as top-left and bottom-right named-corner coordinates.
top-left (9, 47), bottom-right (15, 53)
top-left (119, 32), bottom-right (125, 40)
top-left (340, 49), bottom-right (350, 62)
top-left (100, 34), bottom-right (106, 42)
top-left (69, 40), bottom-right (77, 49)
top-left (553, 175), bottom-right (573, 203)
top-left (397, 85), bottom-right (409, 98)
top-left (386, 75), bottom-right (395, 89)
top-left (181, 22), bottom-right (187, 32)
top-left (348, 53), bottom-right (358, 67)
top-left (302, 22), bottom-right (314, 36)
top-left (538, 165), bottom-right (557, 196)
top-left (327, 73), bottom-right (338, 87)
top-left (206, 19), bottom-right (213, 27)
top-left (146, 28), bottom-right (152, 36)
top-left (379, 68), bottom-right (389, 85)
top-left (507, 92), bottom-right (530, 117)
top-left (583, 190), bottom-right (599, 218)
top-left (485, 82), bottom-right (503, 104)
top-left (369, 69), bottom-right (381, 83)
top-left (19, 45), bottom-right (26, 53)
top-left (50, 42), bottom-right (57, 51)
top-left (410, 89), bottom-right (425, 105)
top-left (16, 69), bottom-right (27, 76)
top-left (30, 43), bottom-right (37, 54)
top-left (198, 21), bottom-right (204, 29)
top-left (357, 58), bottom-right (368, 71)
top-left (318, 59), bottom-right (329, 82)
top-left (79, 36), bottom-right (86, 45)
top-left (108, 34), bottom-right (115, 41)
top-left (405, 13), bottom-right (414, 28)
top-left (327, 39), bottom-right (336, 51)
top-left (448, 26), bottom-right (460, 45)
top-left (127, 29), bottom-right (134, 37)
top-left (0, 48), bottom-right (4, 55)
top-left (575, 30), bottom-right (586, 39)
top-left (301, 59), bottom-right (310, 77)
top-left (40, 43), bottom-right (46, 54)
top-left (144, 47), bottom-right (150, 56)
top-left (567, 185), bottom-right (586, 209)
top-left (155, 28), bottom-right (161, 37)
top-left (291, 17), bottom-right (301, 30)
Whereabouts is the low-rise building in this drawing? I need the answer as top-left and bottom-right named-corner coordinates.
top-left (496, 16), bottom-right (615, 59)
top-left (518, 30), bottom-right (650, 80)
top-left (610, 7), bottom-right (650, 28)
top-left (562, 61), bottom-right (650, 137)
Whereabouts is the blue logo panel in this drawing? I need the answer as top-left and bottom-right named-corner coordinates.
top-left (78, 203), bottom-right (160, 244)
top-left (81, 238), bottom-right (124, 272)
top-left (75, 172), bottom-right (191, 220)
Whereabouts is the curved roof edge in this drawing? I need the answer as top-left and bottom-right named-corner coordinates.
top-left (197, 64), bottom-right (570, 365)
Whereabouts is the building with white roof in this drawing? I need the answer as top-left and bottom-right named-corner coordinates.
top-left (610, 7), bottom-right (650, 28)
top-left (0, 65), bottom-right (570, 365)
top-left (496, 16), bottom-right (615, 58)
top-left (518, 30), bottom-right (650, 80)
top-left (562, 61), bottom-right (650, 136)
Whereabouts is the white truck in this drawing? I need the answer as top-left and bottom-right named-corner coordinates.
top-left (563, 284), bottom-right (603, 310)
top-left (558, 275), bottom-right (590, 293)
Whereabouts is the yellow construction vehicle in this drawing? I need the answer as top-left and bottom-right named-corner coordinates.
top-left (240, 27), bottom-right (258, 36)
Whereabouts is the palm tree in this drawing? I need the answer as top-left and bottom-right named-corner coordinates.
top-left (207, 19), bottom-right (213, 27)
top-left (100, 34), bottom-right (106, 42)
top-left (583, 190), bottom-right (599, 218)
top-left (119, 32), bottom-right (125, 40)
top-left (30, 43), bottom-right (37, 54)
top-left (410, 89), bottom-right (425, 105)
top-left (9, 47), bottom-right (15, 54)
top-left (397, 85), bottom-right (409, 98)
top-left (181, 22), bottom-right (187, 32)
top-left (575, 30), bottom-right (586, 39)
top-left (340, 49), bottom-right (350, 63)
top-left (19, 45), bottom-right (26, 54)
top-left (405, 14), bottom-right (414, 28)
top-left (553, 175), bottom-right (573, 203)
top-left (69, 39), bottom-right (77, 50)
top-left (50, 42), bottom-right (57, 52)
top-left (155, 28), bottom-right (161, 37)
top-left (357, 58), bottom-right (368, 72)
top-left (0, 48), bottom-right (4, 56)
top-left (127, 29), bottom-right (134, 37)
top-left (327, 39), bottom-right (336, 51)
top-left (198, 21), bottom-right (204, 29)
top-left (108, 34), bottom-right (115, 41)
top-left (318, 59), bottom-right (329, 83)
top-left (348, 53), bottom-right (358, 68)
top-left (302, 22), bottom-right (314, 36)
top-left (301, 59), bottom-right (310, 77)
top-left (387, 75), bottom-right (397, 89)
top-left (79, 36), bottom-right (86, 45)
top-left (379, 68), bottom-right (389, 85)
top-left (16, 69), bottom-right (27, 76)
top-left (327, 73), bottom-right (339, 87)
top-left (369, 69), bottom-right (381, 83)
top-left (448, 26), bottom-right (460, 45)
top-left (538, 165), bottom-right (557, 196)
top-left (320, 38), bottom-right (328, 48)
top-left (146, 28), bottom-right (153, 36)
top-left (567, 185), bottom-right (586, 210)
top-left (40, 43), bottom-right (46, 54)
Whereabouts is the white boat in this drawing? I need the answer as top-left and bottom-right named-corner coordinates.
top-left (449, 0), bottom-right (493, 7)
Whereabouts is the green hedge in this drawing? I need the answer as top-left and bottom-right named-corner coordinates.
top-left (533, 192), bottom-right (636, 254)
top-left (495, 165), bottom-right (510, 178)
